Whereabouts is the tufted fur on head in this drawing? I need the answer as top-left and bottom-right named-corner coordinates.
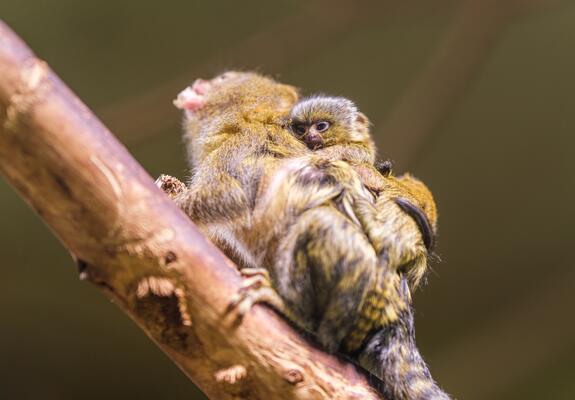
top-left (289, 95), bottom-right (373, 147)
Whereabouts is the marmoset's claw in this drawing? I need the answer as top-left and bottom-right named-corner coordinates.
top-left (229, 268), bottom-right (286, 318)
top-left (237, 267), bottom-right (270, 280)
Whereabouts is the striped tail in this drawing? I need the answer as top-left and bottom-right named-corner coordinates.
top-left (357, 304), bottom-right (450, 400)
top-left (358, 310), bottom-right (450, 400)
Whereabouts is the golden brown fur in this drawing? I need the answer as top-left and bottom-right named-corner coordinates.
top-left (289, 95), bottom-right (438, 288)
top-left (160, 72), bottom-right (449, 399)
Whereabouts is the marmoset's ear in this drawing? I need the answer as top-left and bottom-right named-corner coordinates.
top-left (355, 111), bottom-right (371, 127)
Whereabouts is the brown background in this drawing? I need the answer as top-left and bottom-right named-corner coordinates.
top-left (1, 1), bottom-right (574, 399)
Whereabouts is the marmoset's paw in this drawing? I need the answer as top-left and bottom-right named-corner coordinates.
top-left (229, 268), bottom-right (286, 318)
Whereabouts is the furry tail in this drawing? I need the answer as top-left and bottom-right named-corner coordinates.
top-left (357, 304), bottom-right (450, 400)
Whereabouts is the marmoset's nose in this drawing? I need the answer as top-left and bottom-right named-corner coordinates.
top-left (305, 133), bottom-right (324, 150)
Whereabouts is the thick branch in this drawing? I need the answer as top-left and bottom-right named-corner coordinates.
top-left (0, 21), bottom-right (379, 400)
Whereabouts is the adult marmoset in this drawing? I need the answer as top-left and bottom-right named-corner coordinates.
top-left (162, 71), bottom-right (449, 400)
top-left (168, 71), bottom-right (307, 269)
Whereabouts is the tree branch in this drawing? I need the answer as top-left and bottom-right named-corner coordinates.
top-left (0, 20), bottom-right (379, 400)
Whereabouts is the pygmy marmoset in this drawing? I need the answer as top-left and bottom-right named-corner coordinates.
top-left (288, 95), bottom-right (437, 288)
top-left (160, 72), bottom-right (449, 399)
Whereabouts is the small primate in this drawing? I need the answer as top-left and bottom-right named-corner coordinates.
top-left (159, 72), bottom-right (449, 400)
top-left (289, 96), bottom-right (376, 163)
top-left (289, 95), bottom-right (437, 288)
top-left (289, 95), bottom-right (393, 192)
top-left (166, 71), bottom-right (307, 270)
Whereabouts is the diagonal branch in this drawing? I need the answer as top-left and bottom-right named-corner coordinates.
top-left (0, 20), bottom-right (379, 400)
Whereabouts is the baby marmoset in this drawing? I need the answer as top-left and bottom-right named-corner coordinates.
top-left (164, 72), bottom-right (449, 400)
top-left (289, 95), bottom-right (437, 288)
top-left (287, 95), bottom-right (447, 399)
top-left (290, 96), bottom-right (375, 162)
top-left (289, 95), bottom-right (387, 192)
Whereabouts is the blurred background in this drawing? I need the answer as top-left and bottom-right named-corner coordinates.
top-left (1, 0), bottom-right (574, 399)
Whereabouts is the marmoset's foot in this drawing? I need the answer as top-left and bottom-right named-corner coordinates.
top-left (229, 268), bottom-right (287, 318)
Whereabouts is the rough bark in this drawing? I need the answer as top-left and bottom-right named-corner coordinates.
top-left (0, 20), bottom-right (380, 400)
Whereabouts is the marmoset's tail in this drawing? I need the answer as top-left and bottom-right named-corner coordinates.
top-left (358, 304), bottom-right (451, 400)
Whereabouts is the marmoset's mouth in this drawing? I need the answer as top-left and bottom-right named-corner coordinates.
top-left (394, 197), bottom-right (435, 252)
top-left (304, 133), bottom-right (324, 150)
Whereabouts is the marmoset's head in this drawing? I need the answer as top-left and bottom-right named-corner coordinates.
top-left (173, 71), bottom-right (300, 165)
top-left (289, 96), bottom-right (371, 150)
top-left (174, 71), bottom-right (298, 121)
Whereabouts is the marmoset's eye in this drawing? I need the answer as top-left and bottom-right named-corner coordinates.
top-left (315, 121), bottom-right (330, 132)
top-left (293, 124), bottom-right (308, 136)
